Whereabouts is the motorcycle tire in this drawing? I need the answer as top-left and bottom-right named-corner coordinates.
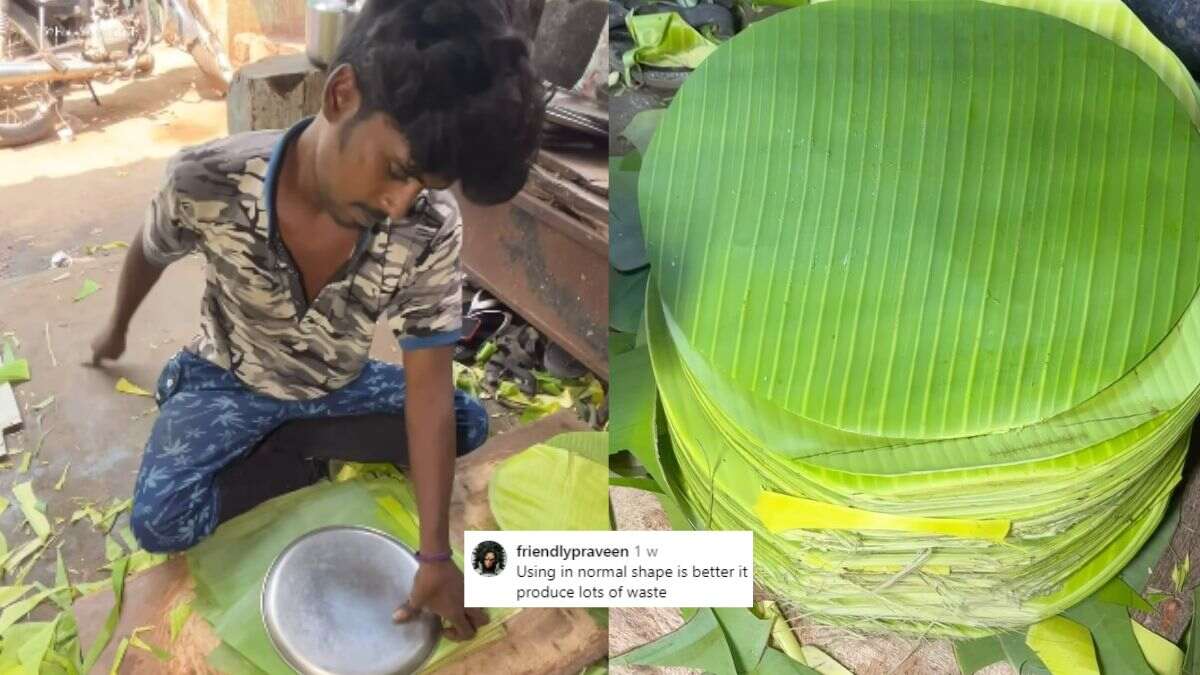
top-left (0, 94), bottom-right (61, 148)
top-left (0, 7), bottom-right (63, 149)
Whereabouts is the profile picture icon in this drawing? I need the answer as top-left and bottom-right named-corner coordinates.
top-left (472, 540), bottom-right (506, 576)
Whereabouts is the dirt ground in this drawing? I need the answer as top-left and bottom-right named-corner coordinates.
top-left (0, 43), bottom-right (230, 606)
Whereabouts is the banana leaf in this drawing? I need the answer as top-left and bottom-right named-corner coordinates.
top-left (610, 152), bottom-right (650, 273)
top-left (488, 443), bottom-right (609, 531)
top-left (623, 0), bottom-right (1200, 644)
top-left (640, 0), bottom-right (1200, 442)
top-left (622, 12), bottom-right (720, 84)
top-left (187, 477), bottom-right (514, 674)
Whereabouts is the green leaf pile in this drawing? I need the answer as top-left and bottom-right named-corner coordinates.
top-left (632, 0), bottom-right (1200, 636)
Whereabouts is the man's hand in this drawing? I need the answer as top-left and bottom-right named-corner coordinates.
top-left (90, 323), bottom-right (127, 366)
top-left (393, 560), bottom-right (489, 641)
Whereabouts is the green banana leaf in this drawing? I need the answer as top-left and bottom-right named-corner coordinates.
top-left (488, 443), bottom-right (609, 531)
top-left (625, 0), bottom-right (1200, 644)
top-left (640, 0), bottom-right (1200, 441)
top-left (622, 12), bottom-right (720, 84)
top-left (187, 477), bottom-right (514, 674)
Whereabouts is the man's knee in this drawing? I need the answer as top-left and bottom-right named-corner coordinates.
top-left (129, 496), bottom-right (210, 553)
top-left (130, 506), bottom-right (175, 553)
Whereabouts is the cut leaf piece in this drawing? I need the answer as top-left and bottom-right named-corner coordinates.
top-left (17, 615), bottom-right (59, 675)
top-left (73, 279), bottom-right (100, 302)
top-left (955, 636), bottom-right (1007, 674)
top-left (489, 444), bottom-right (608, 531)
top-left (169, 601), bottom-right (192, 643)
top-left (115, 378), bottom-right (152, 398)
top-left (0, 359), bottom-right (29, 384)
top-left (1026, 616), bottom-right (1100, 675)
top-left (755, 491), bottom-right (1010, 542)
top-left (108, 637), bottom-right (129, 675)
top-left (711, 608), bottom-right (772, 673)
top-left (752, 647), bottom-right (820, 675)
top-left (801, 645), bottom-right (853, 675)
top-left (1130, 620), bottom-right (1182, 675)
top-left (1185, 586), bottom-right (1200, 675)
top-left (81, 556), bottom-right (129, 673)
top-left (610, 607), bottom-right (737, 675)
top-left (130, 625), bottom-right (170, 661)
top-left (1095, 577), bottom-right (1156, 613)
top-left (54, 463), bottom-right (69, 491)
top-left (12, 482), bottom-right (50, 540)
top-left (754, 600), bottom-right (806, 664)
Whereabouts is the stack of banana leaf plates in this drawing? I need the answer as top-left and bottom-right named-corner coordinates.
top-left (638, 0), bottom-right (1200, 636)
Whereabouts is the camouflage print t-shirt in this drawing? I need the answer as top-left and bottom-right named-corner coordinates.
top-left (141, 116), bottom-right (463, 400)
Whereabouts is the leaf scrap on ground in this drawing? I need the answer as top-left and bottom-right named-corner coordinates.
top-left (84, 241), bottom-right (129, 256)
top-left (0, 585), bottom-right (31, 609)
top-left (73, 279), bottom-right (101, 302)
top-left (70, 502), bottom-right (103, 527)
top-left (0, 585), bottom-right (65, 634)
top-left (108, 636), bottom-right (130, 674)
top-left (168, 600), bottom-right (193, 643)
top-left (82, 556), bottom-right (129, 673)
top-left (54, 463), bottom-right (70, 491)
top-left (130, 625), bottom-right (170, 661)
top-left (3, 539), bottom-right (45, 577)
top-left (115, 378), bottom-right (153, 397)
top-left (118, 525), bottom-right (137, 552)
top-left (474, 340), bottom-right (497, 365)
top-left (0, 359), bottom-right (30, 384)
top-left (13, 481), bottom-right (51, 540)
top-left (104, 535), bottom-right (124, 563)
top-left (98, 498), bottom-right (132, 533)
top-left (1172, 554), bottom-right (1190, 594)
top-left (16, 613), bottom-right (60, 673)
top-left (113, 549), bottom-right (168, 575)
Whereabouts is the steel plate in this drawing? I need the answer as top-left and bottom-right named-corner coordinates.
top-left (262, 526), bottom-right (440, 675)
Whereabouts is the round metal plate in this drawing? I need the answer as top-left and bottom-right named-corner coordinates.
top-left (262, 526), bottom-right (440, 675)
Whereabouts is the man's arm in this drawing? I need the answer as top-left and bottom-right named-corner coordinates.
top-left (91, 227), bottom-right (167, 365)
top-left (92, 158), bottom-right (196, 365)
top-left (392, 344), bottom-right (489, 640)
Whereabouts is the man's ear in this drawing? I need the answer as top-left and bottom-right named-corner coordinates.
top-left (321, 64), bottom-right (363, 124)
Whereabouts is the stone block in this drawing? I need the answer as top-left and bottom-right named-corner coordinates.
top-left (227, 53), bottom-right (327, 133)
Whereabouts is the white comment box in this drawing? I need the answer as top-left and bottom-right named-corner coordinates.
top-left (464, 530), bottom-right (752, 608)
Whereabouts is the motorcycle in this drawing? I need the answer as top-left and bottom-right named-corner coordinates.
top-left (0, 0), bottom-right (232, 148)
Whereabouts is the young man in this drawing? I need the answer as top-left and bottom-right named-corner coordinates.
top-left (89, 0), bottom-right (544, 640)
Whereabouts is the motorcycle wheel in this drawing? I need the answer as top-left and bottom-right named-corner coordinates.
top-left (0, 82), bottom-right (61, 148)
top-left (0, 14), bottom-right (62, 148)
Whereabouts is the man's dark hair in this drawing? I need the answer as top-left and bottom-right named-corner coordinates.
top-left (331, 0), bottom-right (546, 205)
